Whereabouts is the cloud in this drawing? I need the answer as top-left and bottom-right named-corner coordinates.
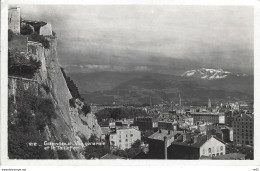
top-left (62, 64), bottom-right (150, 73)
top-left (18, 5), bottom-right (254, 74)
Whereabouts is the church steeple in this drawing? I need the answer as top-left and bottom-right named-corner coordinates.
top-left (179, 93), bottom-right (181, 107)
top-left (208, 99), bottom-right (211, 108)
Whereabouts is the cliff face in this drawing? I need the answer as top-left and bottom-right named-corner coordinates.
top-left (43, 37), bottom-right (102, 141)
top-left (8, 36), bottom-right (101, 159)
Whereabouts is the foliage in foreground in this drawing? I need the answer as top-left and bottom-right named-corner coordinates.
top-left (8, 90), bottom-right (56, 159)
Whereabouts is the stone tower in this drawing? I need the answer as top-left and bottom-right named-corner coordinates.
top-left (8, 7), bottom-right (21, 34)
top-left (208, 99), bottom-right (211, 108)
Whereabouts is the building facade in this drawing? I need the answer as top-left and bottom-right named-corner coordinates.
top-left (134, 117), bottom-right (153, 131)
top-left (158, 120), bottom-right (178, 131)
top-left (232, 113), bottom-right (254, 146)
top-left (191, 112), bottom-right (225, 125)
top-left (169, 135), bottom-right (226, 159)
top-left (109, 127), bottom-right (141, 150)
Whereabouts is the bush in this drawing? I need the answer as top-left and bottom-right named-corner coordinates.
top-left (29, 32), bottom-right (50, 48)
top-left (8, 89), bottom-right (58, 159)
top-left (69, 98), bottom-right (76, 108)
top-left (8, 29), bottom-right (14, 41)
top-left (21, 24), bottom-right (33, 35)
top-left (8, 49), bottom-right (42, 78)
top-left (82, 104), bottom-right (91, 115)
top-left (112, 140), bottom-right (142, 159)
top-left (60, 67), bottom-right (81, 99)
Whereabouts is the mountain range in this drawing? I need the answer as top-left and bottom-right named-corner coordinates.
top-left (182, 68), bottom-right (248, 80)
top-left (67, 68), bottom-right (253, 105)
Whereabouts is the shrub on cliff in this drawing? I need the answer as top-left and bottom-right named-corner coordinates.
top-left (41, 83), bottom-right (50, 94)
top-left (29, 32), bottom-right (50, 48)
top-left (8, 49), bottom-right (41, 78)
top-left (60, 67), bottom-right (82, 99)
top-left (82, 104), bottom-right (91, 115)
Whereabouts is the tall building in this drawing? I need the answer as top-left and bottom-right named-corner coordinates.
top-left (232, 113), bottom-right (254, 146)
top-left (109, 127), bottom-right (141, 150)
top-left (208, 99), bottom-right (211, 108)
top-left (8, 7), bottom-right (21, 34)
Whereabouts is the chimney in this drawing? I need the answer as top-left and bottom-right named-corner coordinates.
top-left (164, 136), bottom-right (167, 160)
top-left (193, 135), bottom-right (198, 143)
top-left (183, 134), bottom-right (187, 142)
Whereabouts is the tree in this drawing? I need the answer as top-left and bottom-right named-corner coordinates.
top-left (82, 104), bottom-right (91, 115)
top-left (21, 24), bottom-right (33, 35)
top-left (8, 49), bottom-right (41, 78)
top-left (29, 32), bottom-right (50, 48)
top-left (88, 134), bottom-right (99, 143)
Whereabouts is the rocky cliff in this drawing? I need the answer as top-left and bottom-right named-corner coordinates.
top-left (8, 34), bottom-right (102, 159)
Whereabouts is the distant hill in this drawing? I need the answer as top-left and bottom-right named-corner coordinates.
top-left (68, 71), bottom-right (253, 105)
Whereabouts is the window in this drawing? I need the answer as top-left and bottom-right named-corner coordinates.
top-left (220, 152), bottom-right (223, 155)
top-left (131, 134), bottom-right (133, 137)
top-left (119, 140), bottom-right (121, 143)
top-left (126, 144), bottom-right (128, 147)
top-left (208, 148), bottom-right (211, 153)
top-left (216, 153), bottom-right (219, 156)
top-left (126, 134), bottom-right (128, 137)
top-left (220, 146), bottom-right (223, 151)
top-left (202, 149), bottom-right (205, 154)
top-left (111, 136), bottom-right (113, 139)
top-left (126, 139), bottom-right (128, 142)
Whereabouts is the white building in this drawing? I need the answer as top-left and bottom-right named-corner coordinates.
top-left (200, 136), bottom-right (226, 157)
top-left (110, 127), bottom-right (141, 150)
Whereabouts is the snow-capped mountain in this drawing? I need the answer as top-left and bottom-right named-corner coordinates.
top-left (181, 68), bottom-right (248, 80)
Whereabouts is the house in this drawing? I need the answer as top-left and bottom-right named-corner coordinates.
top-left (109, 127), bottom-right (141, 150)
top-left (147, 130), bottom-right (183, 159)
top-left (168, 134), bottom-right (226, 159)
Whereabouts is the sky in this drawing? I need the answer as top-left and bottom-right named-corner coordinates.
top-left (17, 5), bottom-right (254, 75)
